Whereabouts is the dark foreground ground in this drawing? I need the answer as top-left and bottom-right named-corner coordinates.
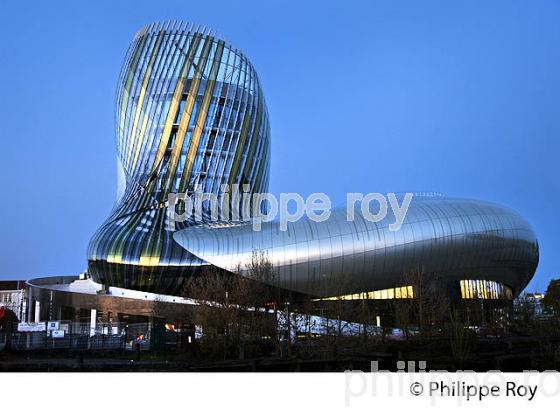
top-left (1, 335), bottom-right (559, 372)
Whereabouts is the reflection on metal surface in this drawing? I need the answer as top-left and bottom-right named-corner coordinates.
top-left (173, 197), bottom-right (538, 298)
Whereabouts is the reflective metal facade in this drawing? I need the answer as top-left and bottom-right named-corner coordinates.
top-left (174, 197), bottom-right (538, 298)
top-left (88, 22), bottom-right (270, 293)
top-left (89, 22), bottom-right (538, 298)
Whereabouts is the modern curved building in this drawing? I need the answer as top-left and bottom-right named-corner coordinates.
top-left (88, 22), bottom-right (270, 294)
top-left (174, 197), bottom-right (537, 299)
top-left (88, 22), bottom-right (538, 301)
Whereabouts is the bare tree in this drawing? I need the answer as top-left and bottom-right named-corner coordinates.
top-left (447, 308), bottom-right (472, 369)
top-left (182, 250), bottom-right (278, 360)
top-left (400, 269), bottom-right (449, 338)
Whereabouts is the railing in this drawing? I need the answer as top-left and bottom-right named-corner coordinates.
top-left (5, 321), bottom-right (156, 351)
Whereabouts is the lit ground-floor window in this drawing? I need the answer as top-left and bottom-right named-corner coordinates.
top-left (460, 279), bottom-right (512, 300)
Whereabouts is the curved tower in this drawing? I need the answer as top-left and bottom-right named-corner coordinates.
top-left (88, 22), bottom-right (270, 293)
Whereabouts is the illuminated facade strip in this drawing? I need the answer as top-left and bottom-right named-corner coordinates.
top-left (460, 280), bottom-right (513, 300)
top-left (317, 280), bottom-right (513, 301)
top-left (317, 286), bottom-right (414, 301)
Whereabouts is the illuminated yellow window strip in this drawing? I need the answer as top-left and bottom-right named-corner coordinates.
top-left (320, 280), bottom-right (512, 302)
top-left (317, 285), bottom-right (414, 301)
top-left (460, 279), bottom-right (512, 300)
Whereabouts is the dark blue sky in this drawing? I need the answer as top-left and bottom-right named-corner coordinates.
top-left (0, 0), bottom-right (558, 291)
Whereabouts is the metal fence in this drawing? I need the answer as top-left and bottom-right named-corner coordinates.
top-left (4, 322), bottom-right (154, 351)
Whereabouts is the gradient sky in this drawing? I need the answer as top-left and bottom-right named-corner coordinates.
top-left (0, 0), bottom-right (558, 291)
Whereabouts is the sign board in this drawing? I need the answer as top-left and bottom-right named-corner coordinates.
top-left (17, 322), bottom-right (46, 332)
top-left (47, 321), bottom-right (60, 331)
top-left (51, 330), bottom-right (65, 338)
top-left (59, 323), bottom-right (69, 333)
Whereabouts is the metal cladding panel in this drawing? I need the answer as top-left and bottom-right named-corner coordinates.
top-left (173, 197), bottom-right (538, 298)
